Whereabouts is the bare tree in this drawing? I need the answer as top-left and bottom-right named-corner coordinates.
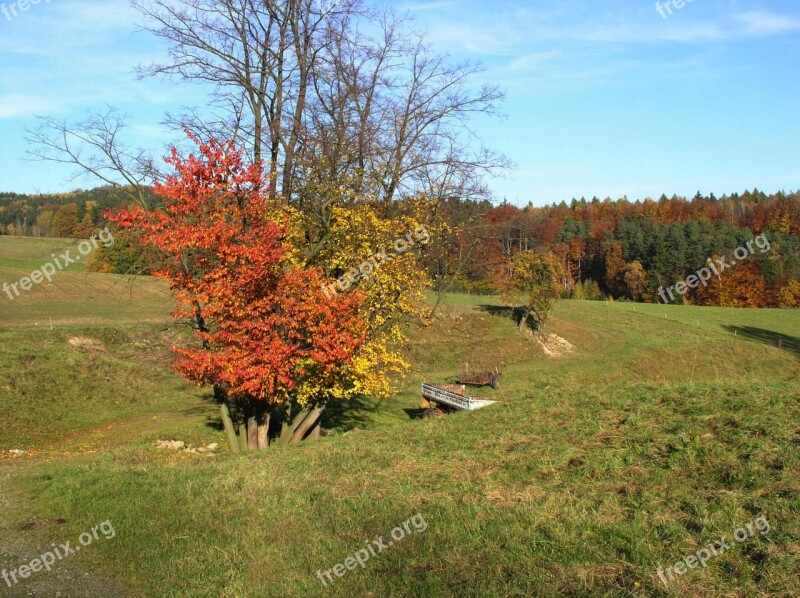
top-left (132, 0), bottom-right (340, 201)
top-left (291, 6), bottom-right (509, 264)
top-left (26, 108), bottom-right (159, 209)
top-left (132, 0), bottom-right (507, 200)
top-left (29, 1), bottom-right (508, 257)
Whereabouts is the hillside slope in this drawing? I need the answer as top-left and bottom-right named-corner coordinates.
top-left (1, 238), bottom-right (799, 597)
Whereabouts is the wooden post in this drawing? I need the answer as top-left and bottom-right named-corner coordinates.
top-left (421, 396), bottom-right (431, 409)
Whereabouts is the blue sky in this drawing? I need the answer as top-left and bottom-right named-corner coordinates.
top-left (1, 0), bottom-right (799, 206)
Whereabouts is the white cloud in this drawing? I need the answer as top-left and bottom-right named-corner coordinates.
top-left (506, 51), bottom-right (560, 72)
top-left (400, 1), bottom-right (456, 12)
top-left (734, 11), bottom-right (800, 36)
top-left (427, 22), bottom-right (515, 55)
top-left (0, 93), bottom-right (60, 118)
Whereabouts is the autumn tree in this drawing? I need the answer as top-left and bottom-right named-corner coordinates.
top-left (624, 261), bottom-right (648, 302)
top-left (85, 228), bottom-right (163, 275)
top-left (604, 241), bottom-right (627, 298)
top-left (778, 279), bottom-right (800, 307)
top-left (28, 1), bottom-right (505, 412)
top-left (53, 203), bottom-right (80, 237)
top-left (501, 250), bottom-right (564, 332)
top-left (108, 135), bottom-right (367, 451)
top-left (34, 209), bottom-right (55, 237)
top-left (74, 211), bottom-right (96, 238)
top-left (693, 260), bottom-right (767, 308)
top-left (568, 237), bottom-right (586, 282)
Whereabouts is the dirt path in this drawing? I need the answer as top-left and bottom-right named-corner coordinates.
top-left (0, 406), bottom-right (206, 597)
top-left (0, 476), bottom-right (139, 598)
top-left (31, 404), bottom-right (212, 460)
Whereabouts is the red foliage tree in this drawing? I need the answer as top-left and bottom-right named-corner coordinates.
top-left (108, 134), bottom-right (367, 450)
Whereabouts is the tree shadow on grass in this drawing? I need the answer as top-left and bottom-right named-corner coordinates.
top-left (722, 325), bottom-right (800, 358)
top-left (205, 417), bottom-right (224, 432)
top-left (201, 393), bottom-right (380, 436)
top-left (198, 390), bottom-right (226, 432)
top-left (478, 304), bottom-right (538, 332)
top-left (404, 407), bottom-right (427, 420)
top-left (322, 394), bottom-right (384, 431)
top-left (478, 304), bottom-right (518, 321)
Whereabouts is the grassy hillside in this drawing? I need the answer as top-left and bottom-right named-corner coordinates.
top-left (1, 236), bottom-right (799, 597)
top-left (0, 237), bottom-right (89, 273)
top-left (0, 235), bottom-right (173, 328)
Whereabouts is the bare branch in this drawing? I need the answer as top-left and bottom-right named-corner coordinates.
top-left (25, 108), bottom-right (160, 209)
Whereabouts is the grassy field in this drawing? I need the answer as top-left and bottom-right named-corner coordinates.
top-left (0, 236), bottom-right (174, 328)
top-left (1, 236), bottom-right (799, 597)
top-left (0, 237), bottom-right (89, 273)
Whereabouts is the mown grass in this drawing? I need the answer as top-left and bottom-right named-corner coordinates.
top-left (0, 324), bottom-right (215, 451)
top-left (0, 269), bottom-right (173, 328)
top-left (2, 237), bottom-right (799, 596)
top-left (7, 294), bottom-right (800, 596)
top-left (18, 380), bottom-right (800, 596)
top-left (1, 242), bottom-right (189, 449)
top-left (0, 237), bottom-right (88, 272)
top-left (1, 235), bottom-right (173, 327)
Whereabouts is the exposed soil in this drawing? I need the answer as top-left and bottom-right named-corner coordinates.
top-left (0, 470), bottom-right (138, 598)
top-left (534, 331), bottom-right (576, 357)
top-left (0, 408), bottom-right (203, 597)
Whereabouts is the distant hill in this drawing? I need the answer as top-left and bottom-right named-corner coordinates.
top-left (0, 187), bottom-right (147, 237)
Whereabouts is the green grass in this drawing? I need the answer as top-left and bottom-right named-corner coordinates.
top-left (0, 236), bottom-right (88, 272)
top-left (0, 324), bottom-right (217, 451)
top-left (1, 235), bottom-right (174, 328)
top-left (1, 237), bottom-right (799, 597)
top-left (23, 379), bottom-right (800, 597)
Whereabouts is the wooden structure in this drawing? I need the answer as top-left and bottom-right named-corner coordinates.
top-left (420, 382), bottom-right (497, 412)
top-left (457, 362), bottom-right (505, 390)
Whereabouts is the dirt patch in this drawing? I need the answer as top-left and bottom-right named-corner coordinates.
top-left (534, 332), bottom-right (575, 357)
top-left (0, 472), bottom-right (139, 598)
top-left (66, 337), bottom-right (105, 353)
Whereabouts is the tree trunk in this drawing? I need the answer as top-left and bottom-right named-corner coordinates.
top-left (257, 409), bottom-right (270, 450)
top-left (220, 403), bottom-right (240, 453)
top-left (280, 405), bottom-right (311, 445)
top-left (238, 422), bottom-right (249, 452)
top-left (279, 415), bottom-right (291, 444)
top-left (518, 307), bottom-right (530, 332)
top-left (290, 406), bottom-right (324, 444)
top-left (307, 415), bottom-right (322, 441)
top-left (247, 415), bottom-right (258, 451)
top-left (213, 383), bottom-right (227, 403)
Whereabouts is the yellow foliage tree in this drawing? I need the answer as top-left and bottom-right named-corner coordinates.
top-left (501, 250), bottom-right (564, 332)
top-left (624, 261), bottom-right (649, 302)
top-left (778, 279), bottom-right (800, 308)
top-left (285, 197), bottom-right (446, 404)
